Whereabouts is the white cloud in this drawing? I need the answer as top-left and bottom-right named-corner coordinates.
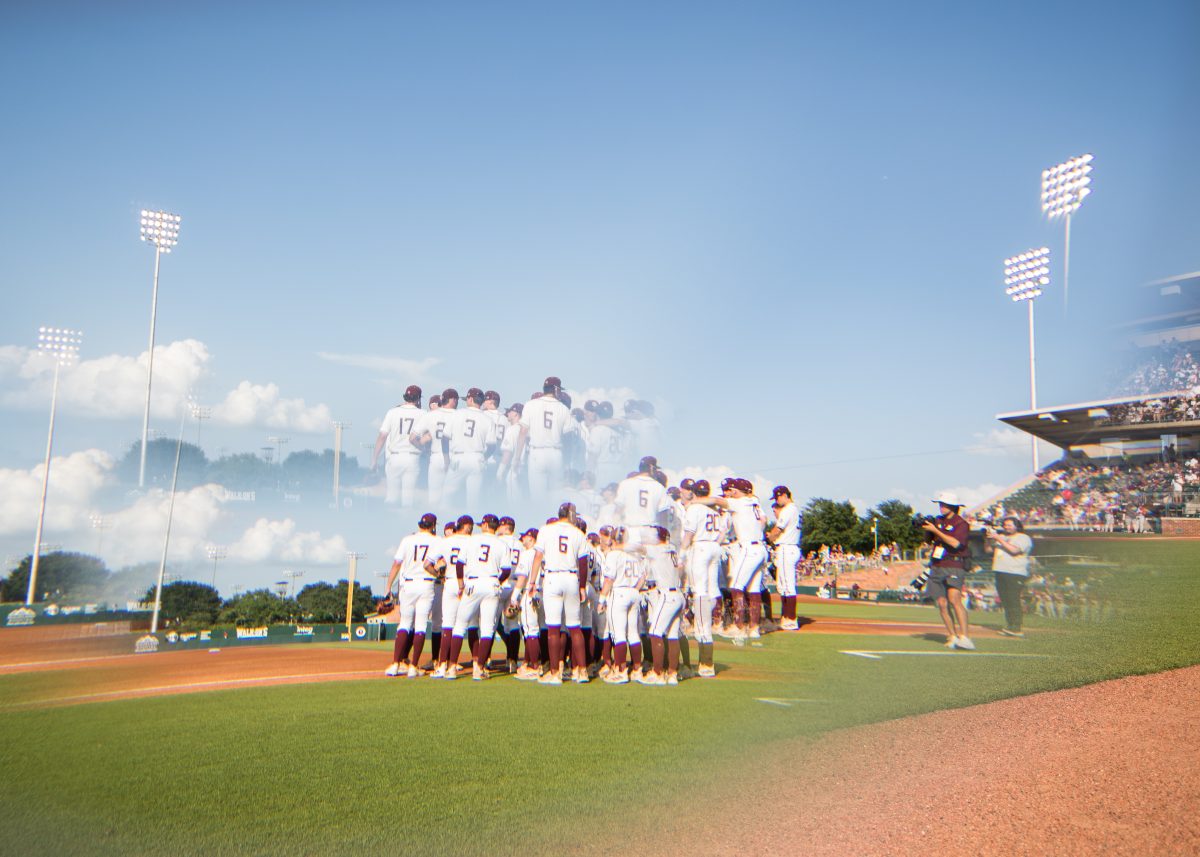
top-left (213, 381), bottom-right (334, 433)
top-left (967, 426), bottom-right (1057, 462)
top-left (317, 352), bottom-right (440, 379)
top-left (229, 518), bottom-right (349, 565)
top-left (0, 449), bottom-right (114, 536)
top-left (101, 484), bottom-right (226, 568)
top-left (0, 339), bottom-right (209, 419)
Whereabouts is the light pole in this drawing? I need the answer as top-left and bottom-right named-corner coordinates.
top-left (191, 403), bottom-right (211, 447)
top-left (333, 421), bottom-right (351, 509)
top-left (27, 327), bottom-right (81, 606)
top-left (1040, 154), bottom-right (1092, 312)
top-left (282, 569), bottom-right (305, 599)
top-left (137, 209), bottom-right (182, 488)
top-left (149, 402), bottom-right (190, 635)
top-left (1005, 246), bottom-right (1050, 473)
top-left (90, 513), bottom-right (111, 557)
top-left (345, 552), bottom-right (366, 639)
top-left (207, 545), bottom-right (227, 589)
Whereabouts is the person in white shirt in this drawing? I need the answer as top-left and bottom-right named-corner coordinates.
top-left (637, 526), bottom-right (687, 685)
top-left (495, 515), bottom-right (522, 673)
top-left (382, 512), bottom-right (444, 677)
top-left (681, 479), bottom-right (722, 676)
top-left (442, 387), bottom-right (496, 510)
top-left (371, 385), bottom-right (426, 507)
top-left (695, 477), bottom-right (770, 642)
top-left (516, 377), bottom-right (577, 499)
top-left (530, 502), bottom-right (591, 684)
top-left (415, 389), bottom-right (457, 507)
top-left (598, 526), bottom-right (647, 684)
top-left (987, 516), bottom-right (1034, 637)
top-left (615, 457), bottom-right (671, 545)
top-left (767, 485), bottom-right (802, 632)
top-left (431, 514), bottom-right (473, 678)
top-left (504, 527), bottom-right (543, 680)
top-left (444, 513), bottom-right (512, 680)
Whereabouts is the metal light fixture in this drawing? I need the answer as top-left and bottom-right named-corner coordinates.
top-left (137, 208), bottom-right (183, 488)
top-left (27, 327), bottom-right (82, 605)
top-left (1040, 154), bottom-right (1092, 311)
top-left (1004, 248), bottom-right (1049, 472)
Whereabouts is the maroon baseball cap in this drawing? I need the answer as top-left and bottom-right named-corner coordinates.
top-left (404, 384), bottom-right (422, 403)
top-left (544, 376), bottom-right (562, 389)
top-left (507, 402), bottom-right (524, 416)
top-left (521, 528), bottom-right (539, 539)
top-left (484, 390), bottom-right (501, 404)
top-left (418, 512), bottom-right (437, 529)
top-left (441, 387), bottom-right (460, 402)
top-left (466, 387), bottom-right (484, 402)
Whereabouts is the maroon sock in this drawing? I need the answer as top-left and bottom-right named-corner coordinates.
top-left (475, 636), bottom-right (493, 669)
top-left (410, 633), bottom-right (426, 668)
top-left (651, 636), bottom-right (665, 673)
top-left (392, 629), bottom-right (410, 663)
top-left (505, 630), bottom-right (520, 662)
top-left (538, 630), bottom-right (550, 666)
top-left (570, 628), bottom-right (586, 674)
top-left (630, 642), bottom-right (643, 671)
top-left (784, 596), bottom-right (797, 620)
top-left (712, 598), bottom-right (723, 624)
top-left (546, 625), bottom-right (562, 673)
top-left (749, 592), bottom-right (763, 625)
top-left (467, 627), bottom-right (479, 660)
top-left (582, 628), bottom-right (594, 665)
top-left (447, 635), bottom-right (465, 667)
top-left (601, 638), bottom-right (613, 667)
top-left (525, 635), bottom-right (540, 668)
top-left (437, 629), bottom-right (452, 665)
top-left (667, 639), bottom-right (680, 673)
top-left (762, 592), bottom-right (774, 622)
top-left (614, 642), bottom-right (627, 669)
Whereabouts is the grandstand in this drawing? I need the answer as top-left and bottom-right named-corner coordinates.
top-left (983, 271), bottom-right (1200, 533)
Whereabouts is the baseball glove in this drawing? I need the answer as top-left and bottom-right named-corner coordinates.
top-left (376, 595), bottom-right (397, 614)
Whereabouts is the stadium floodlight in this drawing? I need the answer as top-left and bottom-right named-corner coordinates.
top-left (137, 208), bottom-right (183, 489)
top-left (207, 545), bottom-right (228, 588)
top-left (345, 552), bottom-right (367, 640)
top-left (1040, 154), bottom-right (1093, 311)
top-left (283, 569), bottom-right (305, 598)
top-left (27, 327), bottom-right (82, 605)
top-left (1004, 248), bottom-right (1050, 473)
top-left (190, 403), bottom-right (211, 446)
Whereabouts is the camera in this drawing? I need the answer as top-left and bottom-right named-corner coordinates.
top-left (912, 514), bottom-right (937, 540)
top-left (910, 569), bottom-right (929, 591)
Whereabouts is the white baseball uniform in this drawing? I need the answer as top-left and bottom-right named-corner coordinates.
top-left (683, 503), bottom-right (723, 644)
top-left (379, 403), bottom-right (424, 506)
top-left (728, 496), bottom-right (768, 591)
top-left (645, 543), bottom-right (685, 639)
top-left (443, 405), bottom-right (495, 509)
top-left (439, 533), bottom-right (473, 631)
top-left (587, 423), bottom-right (626, 488)
top-left (419, 407), bottom-right (453, 505)
top-left (602, 548), bottom-right (644, 647)
top-left (452, 532), bottom-right (510, 637)
top-left (773, 502), bottom-right (802, 598)
top-left (615, 473), bottom-right (670, 544)
top-left (534, 520), bottom-right (587, 629)
top-left (519, 395), bottom-right (576, 498)
top-left (395, 531), bottom-right (444, 633)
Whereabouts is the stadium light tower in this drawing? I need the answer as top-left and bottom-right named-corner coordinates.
top-left (1005, 247), bottom-right (1050, 473)
top-left (137, 208), bottom-right (182, 489)
top-left (27, 327), bottom-right (81, 605)
top-left (332, 421), bottom-right (351, 509)
top-left (207, 545), bottom-right (227, 589)
top-left (1040, 153), bottom-right (1092, 312)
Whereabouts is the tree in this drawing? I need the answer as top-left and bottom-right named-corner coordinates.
top-left (216, 589), bottom-right (299, 626)
top-left (867, 499), bottom-right (922, 551)
top-left (296, 580), bottom-right (374, 623)
top-left (281, 450), bottom-right (364, 493)
top-left (1, 552), bottom-right (109, 603)
top-left (140, 581), bottom-right (221, 629)
top-left (115, 438), bottom-right (208, 489)
top-left (800, 499), bottom-right (862, 554)
top-left (206, 452), bottom-right (276, 493)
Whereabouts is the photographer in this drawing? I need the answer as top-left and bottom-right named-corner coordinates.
top-left (986, 516), bottom-right (1033, 638)
top-left (921, 492), bottom-right (975, 650)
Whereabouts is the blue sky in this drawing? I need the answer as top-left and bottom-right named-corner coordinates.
top-left (1, 1), bottom-right (1197, 592)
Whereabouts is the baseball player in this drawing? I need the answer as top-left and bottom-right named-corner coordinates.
top-left (444, 513), bottom-right (511, 680)
top-left (516, 377), bottom-right (577, 499)
top-left (681, 479), bottom-right (722, 677)
top-left (530, 502), bottom-right (591, 684)
top-left (767, 485), bottom-right (802, 631)
top-left (442, 387), bottom-right (496, 510)
top-left (638, 525), bottom-right (687, 685)
top-left (598, 526), bottom-right (647, 684)
top-left (505, 527), bottom-right (543, 680)
top-left (418, 388), bottom-right (458, 507)
top-left (382, 512), bottom-right (443, 677)
top-left (695, 477), bottom-right (770, 642)
top-left (371, 385), bottom-right (425, 507)
top-left (431, 514), bottom-right (474, 678)
top-left (496, 403), bottom-right (525, 502)
top-left (495, 516), bottom-right (522, 672)
top-left (586, 401), bottom-right (627, 488)
top-left (614, 456), bottom-right (671, 545)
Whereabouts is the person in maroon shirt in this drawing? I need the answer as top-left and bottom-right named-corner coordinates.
top-left (922, 491), bottom-right (975, 650)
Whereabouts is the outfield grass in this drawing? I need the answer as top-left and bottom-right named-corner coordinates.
top-left (1, 537), bottom-right (1196, 856)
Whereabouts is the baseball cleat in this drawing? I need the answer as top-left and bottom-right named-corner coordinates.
top-left (406, 665), bottom-right (420, 678)
top-left (635, 671), bottom-right (664, 686)
top-left (944, 637), bottom-right (958, 649)
top-left (507, 659), bottom-right (519, 673)
top-left (598, 664), bottom-right (611, 680)
top-left (385, 663), bottom-right (401, 677)
top-left (955, 636), bottom-right (976, 650)
top-left (749, 627), bottom-right (762, 639)
top-left (514, 666), bottom-right (539, 681)
top-left (537, 673), bottom-right (563, 685)
top-left (445, 665), bottom-right (460, 680)
top-left (698, 665), bottom-right (716, 678)
top-left (431, 664), bottom-right (447, 678)
top-left (666, 673), bottom-right (679, 685)
top-left (604, 671), bottom-right (629, 684)
top-left (732, 635), bottom-right (745, 647)
top-left (998, 628), bottom-right (1025, 638)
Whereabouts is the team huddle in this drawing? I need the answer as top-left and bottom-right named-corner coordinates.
top-left (381, 456), bottom-right (804, 686)
top-left (370, 376), bottom-right (661, 510)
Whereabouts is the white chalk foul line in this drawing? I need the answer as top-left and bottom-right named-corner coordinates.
top-left (840, 650), bottom-right (1051, 660)
top-left (2, 669), bottom-right (381, 708)
top-left (755, 698), bottom-right (825, 707)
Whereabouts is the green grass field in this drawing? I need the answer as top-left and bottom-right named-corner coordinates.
top-left (1, 537), bottom-right (1197, 856)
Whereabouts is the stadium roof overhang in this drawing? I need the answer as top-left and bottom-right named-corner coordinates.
top-left (996, 390), bottom-right (1200, 449)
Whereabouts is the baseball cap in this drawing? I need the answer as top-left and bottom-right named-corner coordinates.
top-left (679, 477), bottom-right (695, 492)
top-left (455, 514), bottom-right (474, 529)
top-left (558, 501), bottom-right (576, 519)
top-left (772, 485), bottom-right (791, 498)
top-left (418, 512), bottom-right (437, 530)
top-left (639, 455), bottom-right (657, 473)
top-left (544, 376), bottom-right (562, 390)
top-left (521, 528), bottom-right (539, 539)
top-left (693, 479), bottom-right (711, 497)
top-left (480, 513), bottom-right (500, 528)
top-left (429, 394), bottom-right (441, 407)
top-left (721, 477), bottom-right (738, 494)
top-left (597, 401), bottom-right (613, 419)
top-left (598, 525), bottom-right (614, 536)
top-left (584, 399), bottom-right (599, 412)
top-left (403, 384), bottom-right (422, 403)
top-left (933, 491), bottom-right (962, 508)
top-left (484, 390), bottom-right (501, 404)
top-left (736, 478), bottom-right (754, 494)
top-left (498, 516), bottom-right (516, 529)
top-left (466, 387), bottom-right (484, 402)
top-left (441, 387), bottom-right (459, 402)
top-left (506, 402), bottom-right (524, 416)
top-left (667, 486), bottom-right (681, 500)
